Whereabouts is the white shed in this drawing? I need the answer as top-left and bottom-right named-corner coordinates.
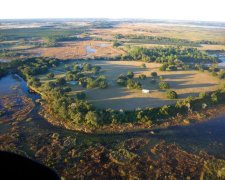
top-left (142, 89), bottom-right (150, 94)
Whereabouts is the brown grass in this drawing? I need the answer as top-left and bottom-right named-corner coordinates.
top-left (38, 60), bottom-right (222, 110)
top-left (92, 23), bottom-right (225, 44)
top-left (27, 41), bottom-right (125, 59)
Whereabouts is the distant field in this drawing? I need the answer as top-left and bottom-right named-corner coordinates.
top-left (37, 60), bottom-right (221, 110)
top-left (93, 23), bottom-right (225, 43)
top-left (27, 40), bottom-right (125, 59)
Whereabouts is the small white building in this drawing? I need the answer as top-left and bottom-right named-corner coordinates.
top-left (142, 89), bottom-right (150, 94)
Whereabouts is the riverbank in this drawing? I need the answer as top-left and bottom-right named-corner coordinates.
top-left (39, 99), bottom-right (225, 134)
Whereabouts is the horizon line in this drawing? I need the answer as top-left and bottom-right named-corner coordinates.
top-left (0, 18), bottom-right (225, 23)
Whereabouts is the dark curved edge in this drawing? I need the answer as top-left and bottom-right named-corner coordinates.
top-left (0, 151), bottom-right (60, 180)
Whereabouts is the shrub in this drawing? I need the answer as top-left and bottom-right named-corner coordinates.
top-left (85, 111), bottom-right (99, 127)
top-left (65, 72), bottom-right (74, 81)
top-left (46, 72), bottom-right (54, 79)
top-left (218, 70), bottom-right (225, 79)
top-left (159, 63), bottom-right (168, 71)
top-left (127, 71), bottom-right (134, 79)
top-left (199, 92), bottom-right (208, 99)
top-left (117, 78), bottom-right (127, 86)
top-left (99, 80), bottom-right (108, 89)
top-left (211, 72), bottom-right (218, 77)
top-left (166, 90), bottom-right (178, 99)
top-left (138, 74), bottom-right (146, 80)
top-left (166, 65), bottom-right (177, 71)
top-left (211, 92), bottom-right (218, 103)
top-left (92, 66), bottom-right (101, 74)
top-left (127, 79), bottom-right (142, 90)
top-left (141, 63), bottom-right (146, 68)
top-left (159, 81), bottom-right (170, 89)
top-left (56, 77), bottom-right (66, 86)
top-left (151, 72), bottom-right (158, 78)
top-left (112, 41), bottom-right (121, 47)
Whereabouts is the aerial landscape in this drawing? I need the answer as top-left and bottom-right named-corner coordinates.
top-left (1, 0), bottom-right (225, 179)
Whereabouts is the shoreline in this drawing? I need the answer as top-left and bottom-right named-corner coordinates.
top-left (39, 101), bottom-right (225, 134)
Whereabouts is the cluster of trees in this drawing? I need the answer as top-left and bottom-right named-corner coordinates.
top-left (159, 60), bottom-right (190, 71)
top-left (192, 63), bottom-right (225, 80)
top-left (86, 75), bottom-right (108, 89)
top-left (0, 49), bottom-right (29, 59)
top-left (44, 35), bottom-right (79, 47)
top-left (123, 35), bottom-right (199, 46)
top-left (17, 58), bottom-right (60, 78)
top-left (123, 46), bottom-right (218, 64)
top-left (63, 62), bottom-right (108, 89)
top-left (117, 71), bottom-right (142, 90)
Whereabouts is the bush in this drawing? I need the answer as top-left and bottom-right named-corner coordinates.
top-left (127, 79), bottom-right (142, 90)
top-left (85, 111), bottom-right (99, 127)
top-left (112, 41), bottom-right (121, 47)
top-left (151, 72), bottom-right (158, 78)
top-left (56, 77), bottom-right (66, 86)
top-left (159, 63), bottom-right (168, 71)
top-left (159, 81), bottom-right (170, 89)
top-left (211, 72), bottom-right (218, 77)
top-left (218, 70), bottom-right (225, 79)
top-left (199, 92), bottom-right (208, 99)
top-left (46, 72), bottom-right (54, 79)
top-left (138, 74), bottom-right (146, 80)
top-left (166, 90), bottom-right (178, 99)
top-left (166, 65), bottom-right (177, 71)
top-left (99, 80), bottom-right (108, 89)
top-left (141, 63), bottom-right (146, 68)
top-left (127, 71), bottom-right (134, 79)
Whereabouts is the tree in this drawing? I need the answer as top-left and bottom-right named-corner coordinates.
top-left (44, 81), bottom-right (56, 90)
top-left (151, 72), bottom-right (158, 78)
top-left (99, 80), bottom-right (108, 89)
top-left (218, 70), bottom-right (225, 79)
top-left (127, 71), bottom-right (134, 79)
top-left (159, 63), bottom-right (168, 71)
top-left (159, 81), bottom-right (170, 89)
top-left (141, 63), bottom-right (146, 68)
top-left (138, 74), bottom-right (146, 80)
top-left (83, 63), bottom-right (92, 71)
top-left (92, 66), bottom-right (101, 74)
top-left (56, 77), bottom-right (66, 86)
top-left (127, 79), bottom-right (142, 90)
top-left (85, 111), bottom-right (99, 127)
top-left (47, 72), bottom-right (54, 79)
top-left (166, 90), bottom-right (178, 99)
top-left (112, 41), bottom-right (121, 47)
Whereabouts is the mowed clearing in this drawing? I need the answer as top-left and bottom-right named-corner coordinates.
top-left (38, 60), bottom-right (221, 110)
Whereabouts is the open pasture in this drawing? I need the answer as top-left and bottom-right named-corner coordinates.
top-left (38, 60), bottom-right (221, 110)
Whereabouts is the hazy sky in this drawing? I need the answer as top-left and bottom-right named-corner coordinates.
top-left (1, 0), bottom-right (225, 21)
